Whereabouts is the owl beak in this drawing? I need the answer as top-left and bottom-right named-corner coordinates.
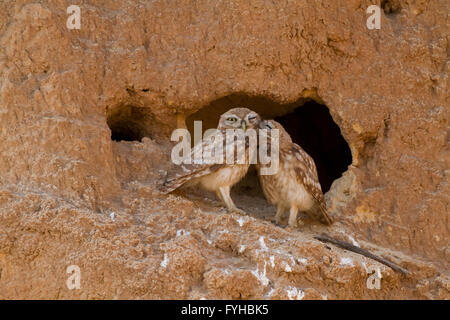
top-left (241, 120), bottom-right (247, 131)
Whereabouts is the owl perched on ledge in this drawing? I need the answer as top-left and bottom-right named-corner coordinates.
top-left (256, 120), bottom-right (333, 227)
top-left (160, 108), bottom-right (261, 215)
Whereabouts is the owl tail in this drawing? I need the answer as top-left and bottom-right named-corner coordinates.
top-left (159, 175), bottom-right (190, 194)
top-left (317, 201), bottom-right (333, 225)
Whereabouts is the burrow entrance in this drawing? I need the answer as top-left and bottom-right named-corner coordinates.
top-left (107, 104), bottom-right (154, 142)
top-left (274, 101), bottom-right (352, 193)
top-left (185, 94), bottom-right (352, 214)
top-left (381, 0), bottom-right (402, 15)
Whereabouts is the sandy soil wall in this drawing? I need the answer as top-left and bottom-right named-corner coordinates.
top-left (0, 0), bottom-right (448, 299)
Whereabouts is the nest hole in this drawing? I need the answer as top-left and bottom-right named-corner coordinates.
top-left (106, 104), bottom-right (154, 142)
top-left (274, 101), bottom-right (352, 192)
top-left (381, 0), bottom-right (402, 15)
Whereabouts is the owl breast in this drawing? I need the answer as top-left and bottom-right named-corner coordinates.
top-left (258, 160), bottom-right (315, 211)
top-left (198, 164), bottom-right (249, 191)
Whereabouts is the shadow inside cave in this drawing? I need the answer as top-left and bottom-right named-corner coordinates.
top-left (106, 104), bottom-right (154, 142)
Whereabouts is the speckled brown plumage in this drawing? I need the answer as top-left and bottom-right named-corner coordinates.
top-left (257, 120), bottom-right (333, 226)
top-left (161, 108), bottom-right (261, 215)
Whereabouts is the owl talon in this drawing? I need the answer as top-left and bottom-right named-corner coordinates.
top-left (212, 201), bottom-right (225, 208)
top-left (287, 215), bottom-right (300, 229)
top-left (289, 220), bottom-right (298, 228)
top-left (286, 218), bottom-right (304, 230)
top-left (230, 207), bottom-right (247, 216)
top-left (270, 217), bottom-right (283, 227)
top-left (284, 226), bottom-right (295, 232)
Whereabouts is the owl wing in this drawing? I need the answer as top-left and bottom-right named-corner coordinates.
top-left (160, 129), bottom-right (250, 194)
top-left (291, 143), bottom-right (333, 225)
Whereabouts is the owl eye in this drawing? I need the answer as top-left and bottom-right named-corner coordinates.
top-left (226, 117), bottom-right (237, 122)
top-left (248, 115), bottom-right (257, 121)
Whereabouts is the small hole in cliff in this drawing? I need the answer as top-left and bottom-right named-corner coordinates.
top-left (381, 0), bottom-right (402, 15)
top-left (106, 104), bottom-right (153, 142)
top-left (186, 94), bottom-right (352, 200)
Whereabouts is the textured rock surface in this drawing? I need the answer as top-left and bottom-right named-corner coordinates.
top-left (0, 0), bottom-right (448, 299)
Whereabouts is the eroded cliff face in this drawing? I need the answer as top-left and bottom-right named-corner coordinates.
top-left (0, 0), bottom-right (448, 299)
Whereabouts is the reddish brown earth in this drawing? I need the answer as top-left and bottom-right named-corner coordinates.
top-left (0, 0), bottom-right (448, 299)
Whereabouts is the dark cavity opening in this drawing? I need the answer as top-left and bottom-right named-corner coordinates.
top-left (275, 101), bottom-right (352, 192)
top-left (381, 0), bottom-right (402, 15)
top-left (186, 94), bottom-right (352, 194)
top-left (106, 104), bottom-right (153, 142)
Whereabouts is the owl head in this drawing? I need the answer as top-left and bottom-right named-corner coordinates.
top-left (259, 119), bottom-right (293, 144)
top-left (217, 108), bottom-right (261, 131)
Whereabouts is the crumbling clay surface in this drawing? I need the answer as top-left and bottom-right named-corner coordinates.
top-left (0, 0), bottom-right (448, 299)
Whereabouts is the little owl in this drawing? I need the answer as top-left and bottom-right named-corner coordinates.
top-left (256, 120), bottom-right (333, 227)
top-left (160, 108), bottom-right (261, 215)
